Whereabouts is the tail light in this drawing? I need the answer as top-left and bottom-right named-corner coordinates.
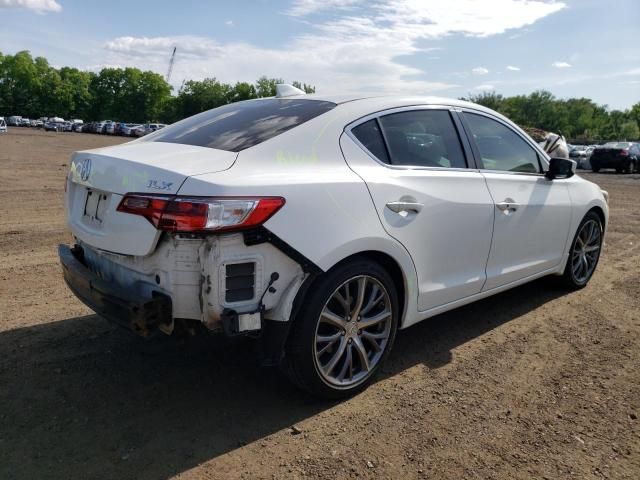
top-left (117, 194), bottom-right (285, 233)
top-left (619, 150), bottom-right (629, 156)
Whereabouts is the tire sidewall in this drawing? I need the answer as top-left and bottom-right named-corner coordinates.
top-left (565, 211), bottom-right (603, 288)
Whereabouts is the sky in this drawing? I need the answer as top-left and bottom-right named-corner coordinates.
top-left (0, 0), bottom-right (638, 110)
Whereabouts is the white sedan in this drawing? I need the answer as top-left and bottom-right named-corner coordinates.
top-left (60, 86), bottom-right (608, 398)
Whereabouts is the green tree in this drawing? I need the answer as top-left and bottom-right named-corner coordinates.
top-left (255, 76), bottom-right (284, 97)
top-left (174, 77), bottom-right (232, 118)
top-left (464, 91), bottom-right (505, 112)
top-left (292, 81), bottom-right (316, 94)
top-left (229, 82), bottom-right (257, 102)
top-left (619, 121), bottom-right (640, 140)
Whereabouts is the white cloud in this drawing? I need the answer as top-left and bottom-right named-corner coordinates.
top-left (0, 0), bottom-right (61, 13)
top-left (472, 67), bottom-right (489, 75)
top-left (552, 61), bottom-right (571, 68)
top-left (474, 84), bottom-right (495, 91)
top-left (102, 1), bottom-right (566, 95)
top-left (225, 20), bottom-right (234, 27)
top-left (287, 0), bottom-right (363, 16)
top-left (506, 65), bottom-right (521, 71)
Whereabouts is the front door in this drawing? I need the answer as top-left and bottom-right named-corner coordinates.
top-left (342, 107), bottom-right (494, 311)
top-left (461, 111), bottom-right (572, 290)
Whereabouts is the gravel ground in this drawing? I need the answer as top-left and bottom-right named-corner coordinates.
top-left (0, 128), bottom-right (638, 479)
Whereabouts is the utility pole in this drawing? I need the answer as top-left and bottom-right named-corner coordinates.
top-left (166, 47), bottom-right (177, 83)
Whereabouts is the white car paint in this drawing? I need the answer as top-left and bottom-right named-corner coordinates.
top-left (66, 142), bottom-right (238, 255)
top-left (62, 93), bottom-right (609, 336)
top-left (341, 120), bottom-right (494, 311)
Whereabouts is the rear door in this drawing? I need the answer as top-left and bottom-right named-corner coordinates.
top-left (459, 110), bottom-right (572, 290)
top-left (341, 106), bottom-right (494, 311)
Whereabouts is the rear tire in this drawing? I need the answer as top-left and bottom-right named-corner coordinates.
top-left (591, 166), bottom-right (600, 173)
top-left (283, 259), bottom-right (399, 399)
top-left (626, 161), bottom-right (635, 174)
top-left (558, 211), bottom-right (603, 290)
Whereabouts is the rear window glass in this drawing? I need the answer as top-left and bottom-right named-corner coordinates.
top-left (352, 119), bottom-right (390, 163)
top-left (145, 98), bottom-right (336, 152)
top-left (603, 142), bottom-right (631, 149)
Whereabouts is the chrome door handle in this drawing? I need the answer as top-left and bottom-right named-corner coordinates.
top-left (386, 201), bottom-right (423, 214)
top-left (496, 200), bottom-right (519, 213)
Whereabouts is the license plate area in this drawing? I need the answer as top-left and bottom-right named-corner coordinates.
top-left (82, 188), bottom-right (109, 226)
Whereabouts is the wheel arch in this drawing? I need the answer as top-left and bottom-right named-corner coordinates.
top-left (291, 247), bottom-right (414, 331)
top-left (327, 250), bottom-right (407, 328)
top-left (558, 203), bottom-right (607, 278)
top-left (587, 205), bottom-right (606, 231)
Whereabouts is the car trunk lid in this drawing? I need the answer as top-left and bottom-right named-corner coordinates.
top-left (592, 148), bottom-right (626, 162)
top-left (66, 141), bottom-right (237, 256)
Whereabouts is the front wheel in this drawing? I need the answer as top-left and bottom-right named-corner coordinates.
top-left (283, 260), bottom-right (398, 398)
top-left (559, 211), bottom-right (603, 289)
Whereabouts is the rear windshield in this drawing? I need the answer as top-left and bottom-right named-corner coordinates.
top-left (145, 98), bottom-right (337, 152)
top-left (603, 142), bottom-right (631, 148)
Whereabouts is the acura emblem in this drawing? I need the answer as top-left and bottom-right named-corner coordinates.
top-left (79, 158), bottom-right (92, 181)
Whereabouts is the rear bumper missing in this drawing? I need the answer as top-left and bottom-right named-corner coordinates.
top-left (58, 244), bottom-right (172, 336)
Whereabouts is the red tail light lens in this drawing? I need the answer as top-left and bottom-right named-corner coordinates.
top-left (619, 150), bottom-right (629, 156)
top-left (117, 194), bottom-right (285, 233)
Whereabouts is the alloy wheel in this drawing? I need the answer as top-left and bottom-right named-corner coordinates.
top-left (571, 219), bottom-right (602, 284)
top-left (314, 275), bottom-right (393, 388)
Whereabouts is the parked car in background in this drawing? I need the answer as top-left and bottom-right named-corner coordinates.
top-left (95, 120), bottom-right (113, 134)
top-left (120, 123), bottom-right (141, 136)
top-left (0, 117), bottom-right (7, 133)
top-left (74, 123), bottom-right (84, 133)
top-left (44, 120), bottom-right (64, 132)
top-left (132, 124), bottom-right (147, 137)
top-left (8, 116), bottom-right (22, 126)
top-left (572, 145), bottom-right (596, 169)
top-left (577, 146), bottom-right (598, 170)
top-left (59, 88), bottom-right (609, 397)
top-left (20, 118), bottom-right (31, 127)
top-left (590, 142), bottom-right (639, 173)
top-left (105, 122), bottom-right (122, 135)
top-left (34, 120), bottom-right (43, 128)
top-left (569, 145), bottom-right (587, 159)
top-left (132, 123), bottom-right (167, 137)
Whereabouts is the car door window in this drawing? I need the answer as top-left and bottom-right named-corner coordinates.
top-left (372, 110), bottom-right (466, 168)
top-left (463, 112), bottom-right (540, 173)
top-left (351, 119), bottom-right (390, 164)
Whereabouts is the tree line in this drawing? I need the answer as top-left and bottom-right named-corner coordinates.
top-left (0, 50), bottom-right (314, 124)
top-left (1, 50), bottom-right (638, 142)
top-left (464, 91), bottom-right (640, 143)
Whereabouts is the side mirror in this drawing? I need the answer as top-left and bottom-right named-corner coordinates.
top-left (545, 157), bottom-right (576, 180)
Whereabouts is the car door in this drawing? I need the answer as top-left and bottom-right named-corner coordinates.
top-left (341, 107), bottom-right (494, 311)
top-left (459, 110), bottom-right (572, 291)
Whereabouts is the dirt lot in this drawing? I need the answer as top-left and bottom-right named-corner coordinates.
top-left (1, 128), bottom-right (639, 479)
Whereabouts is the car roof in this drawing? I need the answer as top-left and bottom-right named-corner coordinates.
top-left (290, 93), bottom-right (487, 109)
top-left (278, 93), bottom-right (503, 120)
